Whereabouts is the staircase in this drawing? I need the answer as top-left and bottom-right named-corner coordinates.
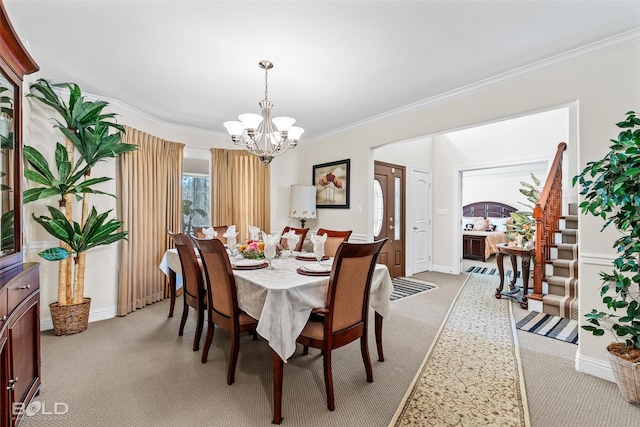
top-left (540, 202), bottom-right (579, 320)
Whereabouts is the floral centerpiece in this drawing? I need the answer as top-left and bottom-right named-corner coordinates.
top-left (239, 240), bottom-right (265, 259)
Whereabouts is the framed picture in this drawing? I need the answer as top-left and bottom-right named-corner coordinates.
top-left (313, 159), bottom-right (350, 209)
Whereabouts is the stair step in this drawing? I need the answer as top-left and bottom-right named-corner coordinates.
top-left (560, 229), bottom-right (577, 244)
top-left (545, 275), bottom-right (579, 296)
top-left (555, 242), bottom-right (578, 259)
top-left (568, 203), bottom-right (579, 216)
top-left (541, 294), bottom-right (562, 317)
top-left (551, 259), bottom-right (578, 277)
top-left (560, 214), bottom-right (578, 230)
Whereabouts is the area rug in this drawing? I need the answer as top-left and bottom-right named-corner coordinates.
top-left (390, 277), bottom-right (436, 301)
top-left (516, 311), bottom-right (579, 344)
top-left (390, 273), bottom-right (530, 426)
top-left (466, 265), bottom-right (521, 278)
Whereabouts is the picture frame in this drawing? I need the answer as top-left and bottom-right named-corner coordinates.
top-left (312, 159), bottom-right (350, 209)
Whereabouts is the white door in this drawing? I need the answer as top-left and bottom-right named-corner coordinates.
top-left (411, 169), bottom-right (431, 273)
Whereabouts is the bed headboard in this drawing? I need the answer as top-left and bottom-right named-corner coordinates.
top-left (462, 201), bottom-right (517, 218)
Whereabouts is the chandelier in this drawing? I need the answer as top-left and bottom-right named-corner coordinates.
top-left (224, 60), bottom-right (304, 166)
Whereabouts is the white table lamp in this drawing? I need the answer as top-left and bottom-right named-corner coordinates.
top-left (290, 185), bottom-right (316, 228)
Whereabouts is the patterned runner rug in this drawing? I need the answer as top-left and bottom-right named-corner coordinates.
top-left (466, 265), bottom-right (521, 278)
top-left (390, 277), bottom-right (436, 301)
top-left (390, 274), bottom-right (530, 426)
top-left (516, 311), bottom-right (579, 344)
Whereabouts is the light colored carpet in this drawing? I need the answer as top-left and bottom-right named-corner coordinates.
top-left (391, 273), bottom-right (529, 426)
top-left (20, 270), bottom-right (640, 426)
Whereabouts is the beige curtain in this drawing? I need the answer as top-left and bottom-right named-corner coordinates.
top-left (117, 126), bottom-right (184, 316)
top-left (210, 148), bottom-right (270, 242)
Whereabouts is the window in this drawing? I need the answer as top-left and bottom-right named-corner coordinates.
top-left (183, 156), bottom-right (210, 234)
top-left (373, 179), bottom-right (383, 236)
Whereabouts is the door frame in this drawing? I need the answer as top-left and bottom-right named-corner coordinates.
top-left (453, 156), bottom-right (554, 274)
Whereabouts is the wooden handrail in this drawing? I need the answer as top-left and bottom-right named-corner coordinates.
top-left (531, 142), bottom-right (567, 300)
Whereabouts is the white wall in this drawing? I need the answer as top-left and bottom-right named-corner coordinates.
top-left (281, 41), bottom-right (640, 380)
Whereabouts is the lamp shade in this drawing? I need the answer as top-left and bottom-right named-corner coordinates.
top-left (290, 185), bottom-right (316, 221)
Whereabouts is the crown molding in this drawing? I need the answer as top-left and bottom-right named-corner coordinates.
top-left (88, 93), bottom-right (228, 139)
top-left (306, 28), bottom-right (640, 144)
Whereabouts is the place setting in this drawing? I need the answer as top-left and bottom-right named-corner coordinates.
top-left (296, 232), bottom-right (332, 276)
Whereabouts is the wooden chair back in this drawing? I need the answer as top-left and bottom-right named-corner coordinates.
top-left (168, 231), bottom-right (204, 307)
top-left (317, 228), bottom-right (353, 257)
top-left (296, 238), bottom-right (387, 411)
top-left (194, 237), bottom-right (259, 384)
top-left (281, 226), bottom-right (309, 251)
top-left (326, 239), bottom-right (386, 334)
top-left (194, 237), bottom-right (238, 322)
top-left (192, 225), bottom-right (229, 244)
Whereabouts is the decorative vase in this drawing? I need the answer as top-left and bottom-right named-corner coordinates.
top-left (607, 344), bottom-right (640, 404)
top-left (49, 297), bottom-right (91, 336)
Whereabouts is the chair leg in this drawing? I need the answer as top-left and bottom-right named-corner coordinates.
top-left (193, 306), bottom-right (204, 351)
top-left (323, 347), bottom-right (335, 411)
top-left (227, 331), bottom-right (241, 385)
top-left (201, 322), bottom-right (215, 364)
top-left (360, 336), bottom-right (373, 383)
top-left (375, 311), bottom-right (384, 362)
top-left (179, 301), bottom-right (189, 336)
top-left (303, 345), bottom-right (309, 355)
top-left (252, 329), bottom-right (258, 341)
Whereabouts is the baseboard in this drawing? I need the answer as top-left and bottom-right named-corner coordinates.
top-left (575, 350), bottom-right (615, 383)
top-left (432, 264), bottom-right (454, 274)
top-left (40, 305), bottom-right (117, 331)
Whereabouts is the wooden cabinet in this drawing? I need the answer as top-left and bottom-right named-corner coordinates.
top-left (462, 234), bottom-right (486, 261)
top-left (0, 1), bottom-right (42, 425)
top-left (0, 263), bottom-right (40, 426)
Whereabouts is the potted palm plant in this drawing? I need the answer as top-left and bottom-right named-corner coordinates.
top-left (24, 79), bottom-right (136, 335)
top-left (573, 110), bottom-right (640, 403)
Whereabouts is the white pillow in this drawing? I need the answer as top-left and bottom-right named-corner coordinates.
top-left (462, 217), bottom-right (476, 231)
top-left (490, 217), bottom-right (510, 232)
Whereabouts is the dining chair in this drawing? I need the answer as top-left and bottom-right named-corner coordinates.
top-left (194, 237), bottom-right (259, 385)
top-left (193, 225), bottom-right (229, 244)
top-left (281, 226), bottom-right (309, 251)
top-left (296, 238), bottom-right (387, 411)
top-left (168, 231), bottom-right (206, 351)
top-left (316, 228), bottom-right (353, 257)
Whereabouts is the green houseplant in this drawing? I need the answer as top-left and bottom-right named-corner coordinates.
top-left (24, 79), bottom-right (136, 335)
top-left (182, 199), bottom-right (207, 235)
top-left (506, 173), bottom-right (541, 248)
top-left (573, 110), bottom-right (640, 402)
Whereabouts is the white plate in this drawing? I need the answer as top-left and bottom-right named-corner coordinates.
top-left (231, 258), bottom-right (266, 267)
top-left (302, 263), bottom-right (332, 273)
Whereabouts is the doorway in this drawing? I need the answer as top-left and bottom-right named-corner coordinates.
top-left (374, 161), bottom-right (405, 278)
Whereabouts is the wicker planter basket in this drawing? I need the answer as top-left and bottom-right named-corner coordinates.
top-left (49, 298), bottom-right (91, 336)
top-left (607, 346), bottom-right (640, 404)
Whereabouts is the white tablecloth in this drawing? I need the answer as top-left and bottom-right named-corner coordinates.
top-left (159, 249), bottom-right (393, 361)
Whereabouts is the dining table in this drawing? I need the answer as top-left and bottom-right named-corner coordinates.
top-left (159, 248), bottom-right (394, 423)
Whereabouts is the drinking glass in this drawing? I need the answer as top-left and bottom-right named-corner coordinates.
top-left (264, 244), bottom-right (276, 269)
top-left (313, 243), bottom-right (325, 267)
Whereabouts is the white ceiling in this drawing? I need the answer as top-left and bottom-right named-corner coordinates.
top-left (5, 1), bottom-right (640, 141)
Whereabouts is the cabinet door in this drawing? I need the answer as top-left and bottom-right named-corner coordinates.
top-left (0, 329), bottom-right (8, 427)
top-left (8, 293), bottom-right (40, 426)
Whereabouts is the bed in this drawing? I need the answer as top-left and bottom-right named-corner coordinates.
top-left (462, 201), bottom-right (517, 261)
